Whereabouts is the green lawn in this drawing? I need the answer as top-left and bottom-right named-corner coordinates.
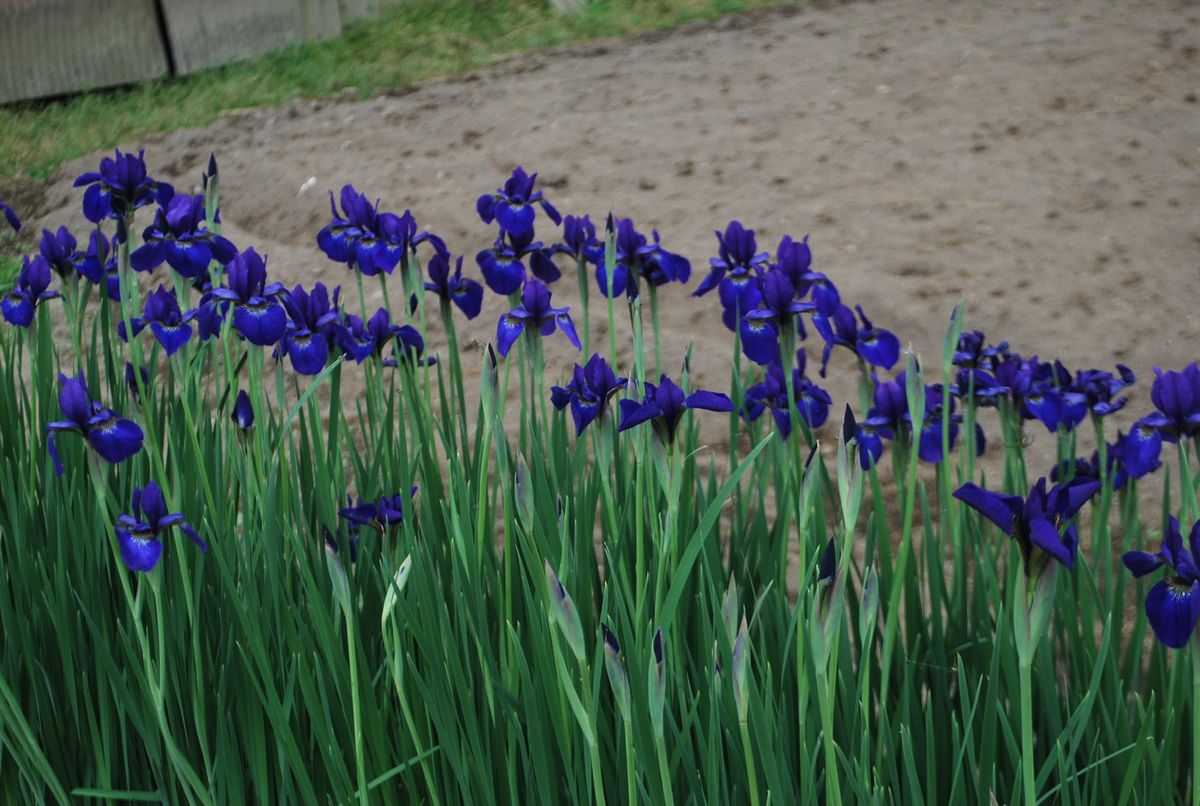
top-left (0, 0), bottom-right (784, 187)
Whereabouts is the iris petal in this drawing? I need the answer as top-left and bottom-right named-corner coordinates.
top-left (1029, 518), bottom-right (1074, 569)
top-left (1144, 578), bottom-right (1200, 649)
top-left (953, 483), bottom-right (1021, 535)
top-left (117, 528), bottom-right (163, 573)
top-left (88, 418), bottom-right (144, 465)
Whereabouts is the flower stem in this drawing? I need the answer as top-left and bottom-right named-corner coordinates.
top-left (655, 733), bottom-right (674, 806)
top-left (1192, 638), bottom-right (1200, 806)
top-left (347, 603), bottom-right (368, 806)
top-left (1019, 657), bottom-right (1035, 806)
top-left (739, 719), bottom-right (761, 806)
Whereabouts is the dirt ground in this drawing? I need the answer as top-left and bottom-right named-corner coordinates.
top-left (25, 0), bottom-right (1200, 464)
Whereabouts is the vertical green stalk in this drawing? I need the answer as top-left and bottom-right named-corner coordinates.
top-left (739, 719), bottom-right (760, 806)
top-left (648, 284), bottom-right (662, 377)
top-left (1193, 638), bottom-right (1200, 806)
top-left (576, 255), bottom-right (591, 357)
top-left (1019, 655), bottom-right (1035, 805)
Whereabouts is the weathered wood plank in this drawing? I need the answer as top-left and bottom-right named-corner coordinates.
top-left (160, 0), bottom-right (342, 75)
top-left (338, 0), bottom-right (401, 24)
top-left (0, 0), bottom-right (171, 104)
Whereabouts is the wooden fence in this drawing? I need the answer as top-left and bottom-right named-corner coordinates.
top-left (0, 0), bottom-right (403, 104)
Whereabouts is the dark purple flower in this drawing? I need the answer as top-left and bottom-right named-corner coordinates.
top-left (953, 330), bottom-right (1010, 371)
top-left (2, 255), bottom-right (58, 327)
top-left (550, 214), bottom-right (602, 263)
top-left (476, 167), bottom-right (561, 239)
top-left (377, 208), bottom-right (446, 274)
top-left (618, 374), bottom-right (733, 444)
top-left (812, 304), bottom-right (900, 376)
top-left (740, 270), bottom-right (815, 365)
top-left (46, 374), bottom-right (144, 476)
top-left (73, 149), bottom-right (173, 223)
top-left (339, 487), bottom-right (418, 533)
top-left (425, 252), bottom-right (483, 319)
top-left (316, 185), bottom-right (388, 274)
top-left (476, 229), bottom-right (560, 296)
top-left (495, 279), bottom-right (580, 357)
top-left (550, 353), bottom-right (628, 436)
top-left (863, 372), bottom-right (982, 464)
top-left (954, 476), bottom-right (1100, 572)
top-left (118, 285), bottom-right (197, 356)
top-left (382, 326), bottom-right (435, 368)
top-left (743, 354), bottom-right (831, 440)
top-left (131, 193), bottom-right (237, 278)
top-left (1071, 364), bottom-right (1135, 417)
top-left (594, 217), bottom-right (690, 300)
top-left (278, 283), bottom-right (341, 375)
top-left (336, 307), bottom-right (401, 363)
top-left (1126, 363), bottom-right (1200, 478)
top-left (0, 198), bottom-right (20, 232)
top-left (209, 248), bottom-right (287, 347)
top-left (1124, 516), bottom-right (1200, 649)
top-left (115, 481), bottom-right (207, 572)
top-left (232, 390), bottom-right (254, 430)
top-left (980, 354), bottom-right (1077, 433)
top-left (76, 232), bottom-right (122, 302)
top-left (125, 362), bottom-right (150, 403)
top-left (1050, 430), bottom-right (1143, 492)
top-left (774, 234), bottom-right (840, 317)
top-left (693, 221), bottom-right (770, 324)
top-left (38, 226), bottom-right (90, 280)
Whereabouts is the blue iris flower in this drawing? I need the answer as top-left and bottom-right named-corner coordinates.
top-left (336, 308), bottom-right (402, 363)
top-left (476, 167), bottom-right (561, 239)
top-left (812, 304), bottom-right (900, 376)
top-left (382, 326), bottom-right (436, 369)
top-left (115, 481), bottom-right (208, 573)
top-left (618, 375), bottom-right (733, 444)
top-left (425, 252), bottom-right (484, 320)
top-left (1124, 517), bottom-right (1200, 649)
top-left (339, 487), bottom-right (418, 533)
top-left (75, 232), bottom-right (122, 302)
top-left (2, 256), bottom-right (59, 328)
top-left (476, 228), bottom-right (560, 296)
top-left (739, 269), bottom-right (815, 365)
top-left (1071, 364), bottom-right (1136, 417)
top-left (1050, 430), bottom-right (1144, 492)
top-left (125, 362), bottom-right (150, 404)
top-left (73, 149), bottom-right (174, 223)
top-left (953, 330), bottom-right (1011, 371)
top-left (979, 354), bottom-right (1077, 433)
top-left (131, 193), bottom-right (237, 278)
top-left (550, 353), bottom-right (628, 436)
top-left (496, 279), bottom-right (580, 357)
top-left (210, 248), bottom-right (287, 347)
top-left (0, 198), bottom-right (20, 232)
top-left (38, 226), bottom-right (91, 281)
top-left (1126, 363), bottom-right (1200, 478)
top-left (955, 476), bottom-right (1101, 571)
top-left (550, 215), bottom-right (602, 264)
top-left (279, 283), bottom-right (342, 375)
top-left (694, 221), bottom-right (770, 326)
top-left (232, 390), bottom-right (255, 431)
top-left (862, 372), bottom-right (981, 464)
top-left (595, 218), bottom-right (690, 300)
top-left (46, 374), bottom-right (144, 476)
top-left (318, 186), bottom-right (444, 276)
top-left (743, 352), bottom-right (832, 440)
top-left (773, 234), bottom-right (840, 317)
top-left (118, 285), bottom-right (197, 356)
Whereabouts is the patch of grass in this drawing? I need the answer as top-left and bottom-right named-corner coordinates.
top-left (0, 0), bottom-right (788, 185)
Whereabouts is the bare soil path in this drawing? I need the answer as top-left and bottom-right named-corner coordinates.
top-left (29, 0), bottom-right (1200, 453)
